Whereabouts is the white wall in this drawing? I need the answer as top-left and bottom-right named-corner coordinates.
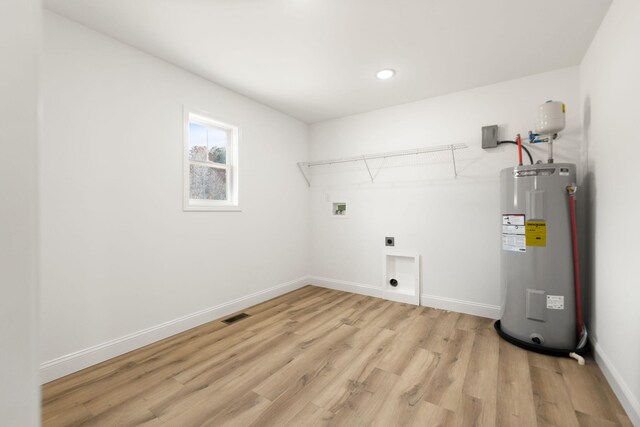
top-left (40, 12), bottom-right (309, 381)
top-left (308, 67), bottom-right (582, 318)
top-left (0, 0), bottom-right (41, 424)
top-left (580, 0), bottom-right (640, 424)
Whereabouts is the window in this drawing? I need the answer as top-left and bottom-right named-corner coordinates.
top-left (184, 109), bottom-right (239, 211)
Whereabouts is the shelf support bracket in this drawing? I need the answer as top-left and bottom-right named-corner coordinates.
top-left (297, 162), bottom-right (311, 187)
top-left (450, 145), bottom-right (458, 178)
top-left (363, 157), bottom-right (375, 182)
top-left (373, 157), bottom-right (387, 181)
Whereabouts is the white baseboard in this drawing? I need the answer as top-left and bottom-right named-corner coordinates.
top-left (310, 276), bottom-right (384, 299)
top-left (309, 276), bottom-right (500, 319)
top-left (40, 276), bottom-right (309, 384)
top-left (420, 294), bottom-right (501, 319)
top-left (591, 337), bottom-right (640, 427)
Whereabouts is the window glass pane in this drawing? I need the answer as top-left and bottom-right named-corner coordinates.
top-left (188, 122), bottom-right (208, 161)
top-left (189, 165), bottom-right (227, 201)
top-left (189, 121), bottom-right (228, 164)
top-left (207, 127), bottom-right (228, 164)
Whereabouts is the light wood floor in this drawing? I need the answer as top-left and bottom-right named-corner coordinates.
top-left (43, 286), bottom-right (632, 427)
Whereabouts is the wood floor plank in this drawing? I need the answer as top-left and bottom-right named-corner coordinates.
top-left (252, 324), bottom-right (358, 401)
top-left (378, 302), bottom-right (416, 331)
top-left (285, 402), bottom-right (336, 427)
top-left (420, 310), bottom-right (461, 354)
top-left (42, 286), bottom-right (634, 427)
top-left (587, 361), bottom-right (635, 427)
top-left (328, 367), bottom-right (400, 426)
top-left (349, 298), bottom-right (393, 329)
top-left (149, 332), bottom-right (303, 424)
top-left (154, 323), bottom-right (357, 425)
top-left (247, 343), bottom-right (358, 426)
top-left (42, 402), bottom-right (92, 427)
top-left (371, 347), bottom-right (440, 426)
top-left (496, 340), bottom-right (537, 427)
top-left (461, 326), bottom-right (499, 426)
top-left (422, 328), bottom-right (475, 413)
top-left (418, 306), bottom-right (442, 319)
top-left (575, 410), bottom-right (623, 427)
top-left (462, 327), bottom-right (499, 401)
top-left (376, 312), bottom-right (434, 375)
top-left (557, 356), bottom-right (631, 426)
top-left (171, 316), bottom-right (294, 384)
top-left (455, 312), bottom-right (489, 332)
top-left (292, 294), bottom-right (359, 330)
top-left (85, 377), bottom-right (183, 426)
top-left (412, 400), bottom-right (456, 426)
top-left (527, 350), bottom-right (562, 374)
top-left (200, 391), bottom-right (271, 427)
top-left (289, 291), bottom-right (355, 324)
top-left (454, 394), bottom-right (486, 427)
top-left (82, 365), bottom-right (174, 415)
top-left (80, 401), bottom-right (160, 427)
top-left (311, 327), bottom-right (396, 412)
top-left (529, 365), bottom-right (581, 427)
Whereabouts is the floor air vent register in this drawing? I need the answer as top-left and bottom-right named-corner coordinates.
top-left (222, 312), bottom-right (250, 325)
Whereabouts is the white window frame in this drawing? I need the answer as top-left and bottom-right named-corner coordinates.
top-left (183, 107), bottom-right (240, 211)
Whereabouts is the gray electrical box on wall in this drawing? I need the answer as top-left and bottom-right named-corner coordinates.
top-left (482, 125), bottom-right (499, 149)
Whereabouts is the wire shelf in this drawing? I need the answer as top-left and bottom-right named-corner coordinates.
top-left (297, 143), bottom-right (468, 186)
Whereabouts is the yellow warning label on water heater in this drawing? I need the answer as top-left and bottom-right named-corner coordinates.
top-left (526, 221), bottom-right (547, 247)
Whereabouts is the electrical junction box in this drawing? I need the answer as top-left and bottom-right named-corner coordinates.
top-left (482, 125), bottom-right (499, 149)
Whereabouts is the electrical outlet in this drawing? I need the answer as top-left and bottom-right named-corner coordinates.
top-left (385, 237), bottom-right (395, 247)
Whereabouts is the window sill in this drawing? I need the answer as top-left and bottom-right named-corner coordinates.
top-left (183, 205), bottom-right (242, 212)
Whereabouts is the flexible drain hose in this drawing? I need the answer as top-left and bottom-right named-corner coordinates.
top-left (567, 185), bottom-right (584, 337)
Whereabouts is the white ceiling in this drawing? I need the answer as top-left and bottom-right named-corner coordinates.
top-left (44, 0), bottom-right (611, 123)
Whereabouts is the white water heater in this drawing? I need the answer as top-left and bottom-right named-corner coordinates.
top-left (497, 163), bottom-right (578, 351)
top-left (495, 101), bottom-right (586, 361)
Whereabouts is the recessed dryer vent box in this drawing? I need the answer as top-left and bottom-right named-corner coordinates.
top-left (383, 253), bottom-right (420, 305)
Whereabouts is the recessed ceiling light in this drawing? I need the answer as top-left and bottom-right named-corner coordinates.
top-left (376, 69), bottom-right (395, 80)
